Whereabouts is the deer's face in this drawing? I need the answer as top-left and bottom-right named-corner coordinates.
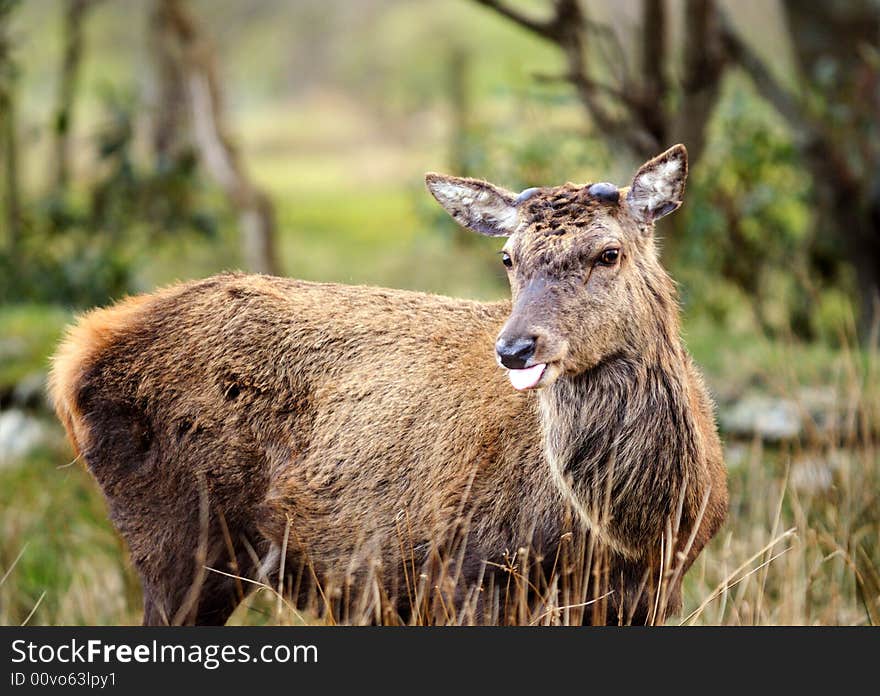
top-left (427, 145), bottom-right (687, 391)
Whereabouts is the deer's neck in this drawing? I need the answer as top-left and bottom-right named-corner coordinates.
top-left (538, 344), bottom-right (706, 559)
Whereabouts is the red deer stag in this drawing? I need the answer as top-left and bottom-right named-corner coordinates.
top-left (50, 144), bottom-right (727, 625)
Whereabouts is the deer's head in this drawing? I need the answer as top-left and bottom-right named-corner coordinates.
top-left (427, 144), bottom-right (687, 391)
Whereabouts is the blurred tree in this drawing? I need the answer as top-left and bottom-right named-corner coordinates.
top-left (52, 0), bottom-right (100, 196)
top-left (148, 0), bottom-right (192, 170)
top-left (447, 45), bottom-right (475, 246)
top-left (0, 0), bottom-right (22, 254)
top-left (677, 85), bottom-right (813, 338)
top-left (721, 0), bottom-right (880, 335)
top-left (448, 46), bottom-right (471, 179)
top-left (474, 0), bottom-right (878, 337)
top-left (473, 0), bottom-right (725, 165)
top-left (152, 0), bottom-right (280, 276)
top-left (0, 83), bottom-right (223, 308)
top-left (472, 0), bottom-right (725, 266)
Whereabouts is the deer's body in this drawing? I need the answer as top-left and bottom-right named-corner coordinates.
top-left (51, 145), bottom-right (728, 625)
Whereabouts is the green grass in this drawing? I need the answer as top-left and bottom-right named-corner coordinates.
top-left (275, 189), bottom-right (509, 300)
top-left (0, 305), bottom-right (71, 393)
top-left (0, 435), bottom-right (141, 626)
top-left (684, 315), bottom-right (879, 410)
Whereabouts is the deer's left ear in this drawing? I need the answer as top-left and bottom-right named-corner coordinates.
top-left (625, 144), bottom-right (688, 224)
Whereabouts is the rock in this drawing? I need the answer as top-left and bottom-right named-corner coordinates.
top-left (718, 387), bottom-right (855, 442)
top-left (722, 442), bottom-right (751, 470)
top-left (720, 394), bottom-right (802, 442)
top-left (0, 409), bottom-right (49, 469)
top-left (790, 452), bottom-right (848, 496)
top-left (12, 371), bottom-right (48, 409)
top-left (796, 386), bottom-right (843, 434)
top-left (0, 336), bottom-right (27, 362)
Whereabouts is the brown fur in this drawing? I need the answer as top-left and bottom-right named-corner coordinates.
top-left (49, 145), bottom-right (727, 625)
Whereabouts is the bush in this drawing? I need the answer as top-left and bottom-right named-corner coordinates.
top-left (1, 89), bottom-right (221, 309)
top-left (678, 76), bottom-right (857, 342)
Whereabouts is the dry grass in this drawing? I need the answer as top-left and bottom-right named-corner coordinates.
top-left (1, 329), bottom-right (877, 626)
top-left (683, 321), bottom-right (880, 626)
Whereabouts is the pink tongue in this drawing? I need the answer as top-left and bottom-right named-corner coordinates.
top-left (508, 363), bottom-right (547, 391)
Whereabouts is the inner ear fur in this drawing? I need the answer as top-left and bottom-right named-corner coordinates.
top-left (626, 144), bottom-right (688, 223)
top-left (425, 173), bottom-right (519, 237)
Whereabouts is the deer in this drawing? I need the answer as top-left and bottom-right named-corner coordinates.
top-left (49, 144), bottom-right (727, 626)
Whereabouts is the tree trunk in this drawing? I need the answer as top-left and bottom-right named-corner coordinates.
top-left (671, 0), bottom-right (725, 167)
top-left (52, 0), bottom-right (93, 194)
top-left (721, 0), bottom-right (880, 336)
top-left (185, 67), bottom-right (280, 276)
top-left (816, 174), bottom-right (880, 337)
top-left (156, 0), bottom-right (281, 277)
top-left (0, 1), bottom-right (22, 252)
top-left (663, 0), bottom-right (726, 266)
top-left (1, 81), bottom-right (21, 252)
top-left (148, 0), bottom-right (190, 164)
top-left (638, 0), bottom-right (667, 147)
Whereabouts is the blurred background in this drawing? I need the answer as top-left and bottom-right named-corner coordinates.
top-left (0, 0), bottom-right (877, 625)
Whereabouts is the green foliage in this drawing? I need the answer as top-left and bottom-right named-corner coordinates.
top-left (1, 89), bottom-right (222, 308)
top-left (90, 89), bottom-right (219, 241)
top-left (0, 304), bottom-right (68, 391)
top-left (675, 77), bottom-right (854, 341)
top-left (0, 0), bottom-right (21, 85)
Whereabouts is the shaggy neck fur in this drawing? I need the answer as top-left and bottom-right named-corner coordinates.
top-left (538, 268), bottom-right (706, 560)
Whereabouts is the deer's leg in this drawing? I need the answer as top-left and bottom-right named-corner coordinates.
top-left (137, 530), bottom-right (266, 626)
top-left (141, 589), bottom-right (167, 626)
top-left (598, 550), bottom-right (684, 626)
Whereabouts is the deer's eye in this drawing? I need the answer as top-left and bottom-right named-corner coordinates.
top-left (501, 252), bottom-right (513, 269)
top-left (598, 248), bottom-right (620, 266)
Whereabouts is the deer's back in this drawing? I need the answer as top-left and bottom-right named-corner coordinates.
top-left (50, 273), bottom-right (553, 582)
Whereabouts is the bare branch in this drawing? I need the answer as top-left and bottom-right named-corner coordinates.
top-left (533, 71), bottom-right (635, 106)
top-left (472, 0), bottom-right (559, 40)
top-left (582, 19), bottom-right (630, 87)
top-left (475, 0), bottom-right (659, 155)
top-left (682, 0), bottom-right (723, 91)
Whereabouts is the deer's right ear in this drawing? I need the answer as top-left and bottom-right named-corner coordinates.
top-left (425, 173), bottom-right (520, 237)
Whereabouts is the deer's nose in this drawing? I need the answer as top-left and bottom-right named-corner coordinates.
top-left (495, 335), bottom-right (537, 370)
